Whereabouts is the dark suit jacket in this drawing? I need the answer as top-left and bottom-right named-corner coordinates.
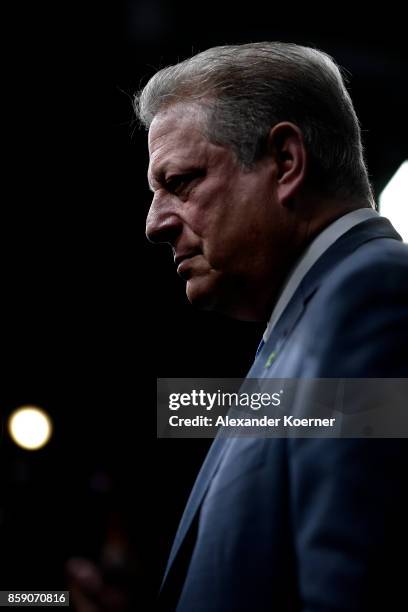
top-left (159, 216), bottom-right (408, 611)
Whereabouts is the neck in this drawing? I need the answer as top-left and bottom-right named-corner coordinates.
top-left (300, 196), bottom-right (373, 243)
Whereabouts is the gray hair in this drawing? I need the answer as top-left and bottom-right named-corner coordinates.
top-left (135, 42), bottom-right (372, 200)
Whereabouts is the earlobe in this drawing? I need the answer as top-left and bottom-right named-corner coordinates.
top-left (268, 122), bottom-right (307, 207)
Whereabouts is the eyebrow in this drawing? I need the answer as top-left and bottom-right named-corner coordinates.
top-left (147, 160), bottom-right (170, 192)
top-left (147, 169), bottom-right (164, 193)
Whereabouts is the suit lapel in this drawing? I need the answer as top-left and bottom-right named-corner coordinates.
top-left (249, 288), bottom-right (307, 376)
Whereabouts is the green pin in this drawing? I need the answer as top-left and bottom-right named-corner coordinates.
top-left (265, 351), bottom-right (276, 368)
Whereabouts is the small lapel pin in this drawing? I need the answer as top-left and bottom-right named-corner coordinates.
top-left (265, 351), bottom-right (277, 368)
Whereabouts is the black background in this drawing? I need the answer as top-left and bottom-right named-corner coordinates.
top-left (0, 0), bottom-right (407, 602)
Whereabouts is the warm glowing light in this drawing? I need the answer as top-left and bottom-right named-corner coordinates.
top-left (7, 406), bottom-right (53, 450)
top-left (379, 161), bottom-right (408, 242)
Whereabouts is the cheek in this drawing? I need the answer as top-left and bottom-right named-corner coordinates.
top-left (189, 183), bottom-right (252, 262)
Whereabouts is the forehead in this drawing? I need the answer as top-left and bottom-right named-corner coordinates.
top-left (147, 105), bottom-right (212, 179)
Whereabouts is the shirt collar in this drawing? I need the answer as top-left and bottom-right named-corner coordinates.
top-left (263, 207), bottom-right (379, 343)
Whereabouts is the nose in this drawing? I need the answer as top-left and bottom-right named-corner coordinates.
top-left (145, 193), bottom-right (182, 245)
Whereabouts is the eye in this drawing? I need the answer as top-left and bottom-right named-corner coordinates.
top-left (165, 170), bottom-right (204, 195)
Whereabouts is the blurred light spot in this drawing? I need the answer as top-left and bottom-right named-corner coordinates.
top-left (379, 160), bottom-right (408, 242)
top-left (7, 406), bottom-right (53, 450)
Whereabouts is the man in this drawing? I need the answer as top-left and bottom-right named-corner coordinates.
top-left (137, 43), bottom-right (408, 611)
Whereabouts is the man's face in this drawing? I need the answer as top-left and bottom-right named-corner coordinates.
top-left (146, 104), bottom-right (294, 320)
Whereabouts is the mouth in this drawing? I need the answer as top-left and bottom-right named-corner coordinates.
top-left (174, 251), bottom-right (200, 278)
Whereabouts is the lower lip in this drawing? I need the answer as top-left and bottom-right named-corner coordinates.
top-left (177, 256), bottom-right (198, 277)
top-left (177, 258), bottom-right (192, 274)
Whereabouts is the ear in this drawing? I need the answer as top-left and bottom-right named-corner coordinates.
top-left (267, 122), bottom-right (307, 208)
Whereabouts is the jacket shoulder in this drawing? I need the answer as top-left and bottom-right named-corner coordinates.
top-left (303, 237), bottom-right (408, 376)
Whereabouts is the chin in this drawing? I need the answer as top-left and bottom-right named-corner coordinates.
top-left (185, 274), bottom-right (228, 310)
top-left (186, 278), bottom-right (215, 309)
top-left (186, 275), bottom-right (266, 322)
top-left (185, 275), bottom-right (245, 319)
